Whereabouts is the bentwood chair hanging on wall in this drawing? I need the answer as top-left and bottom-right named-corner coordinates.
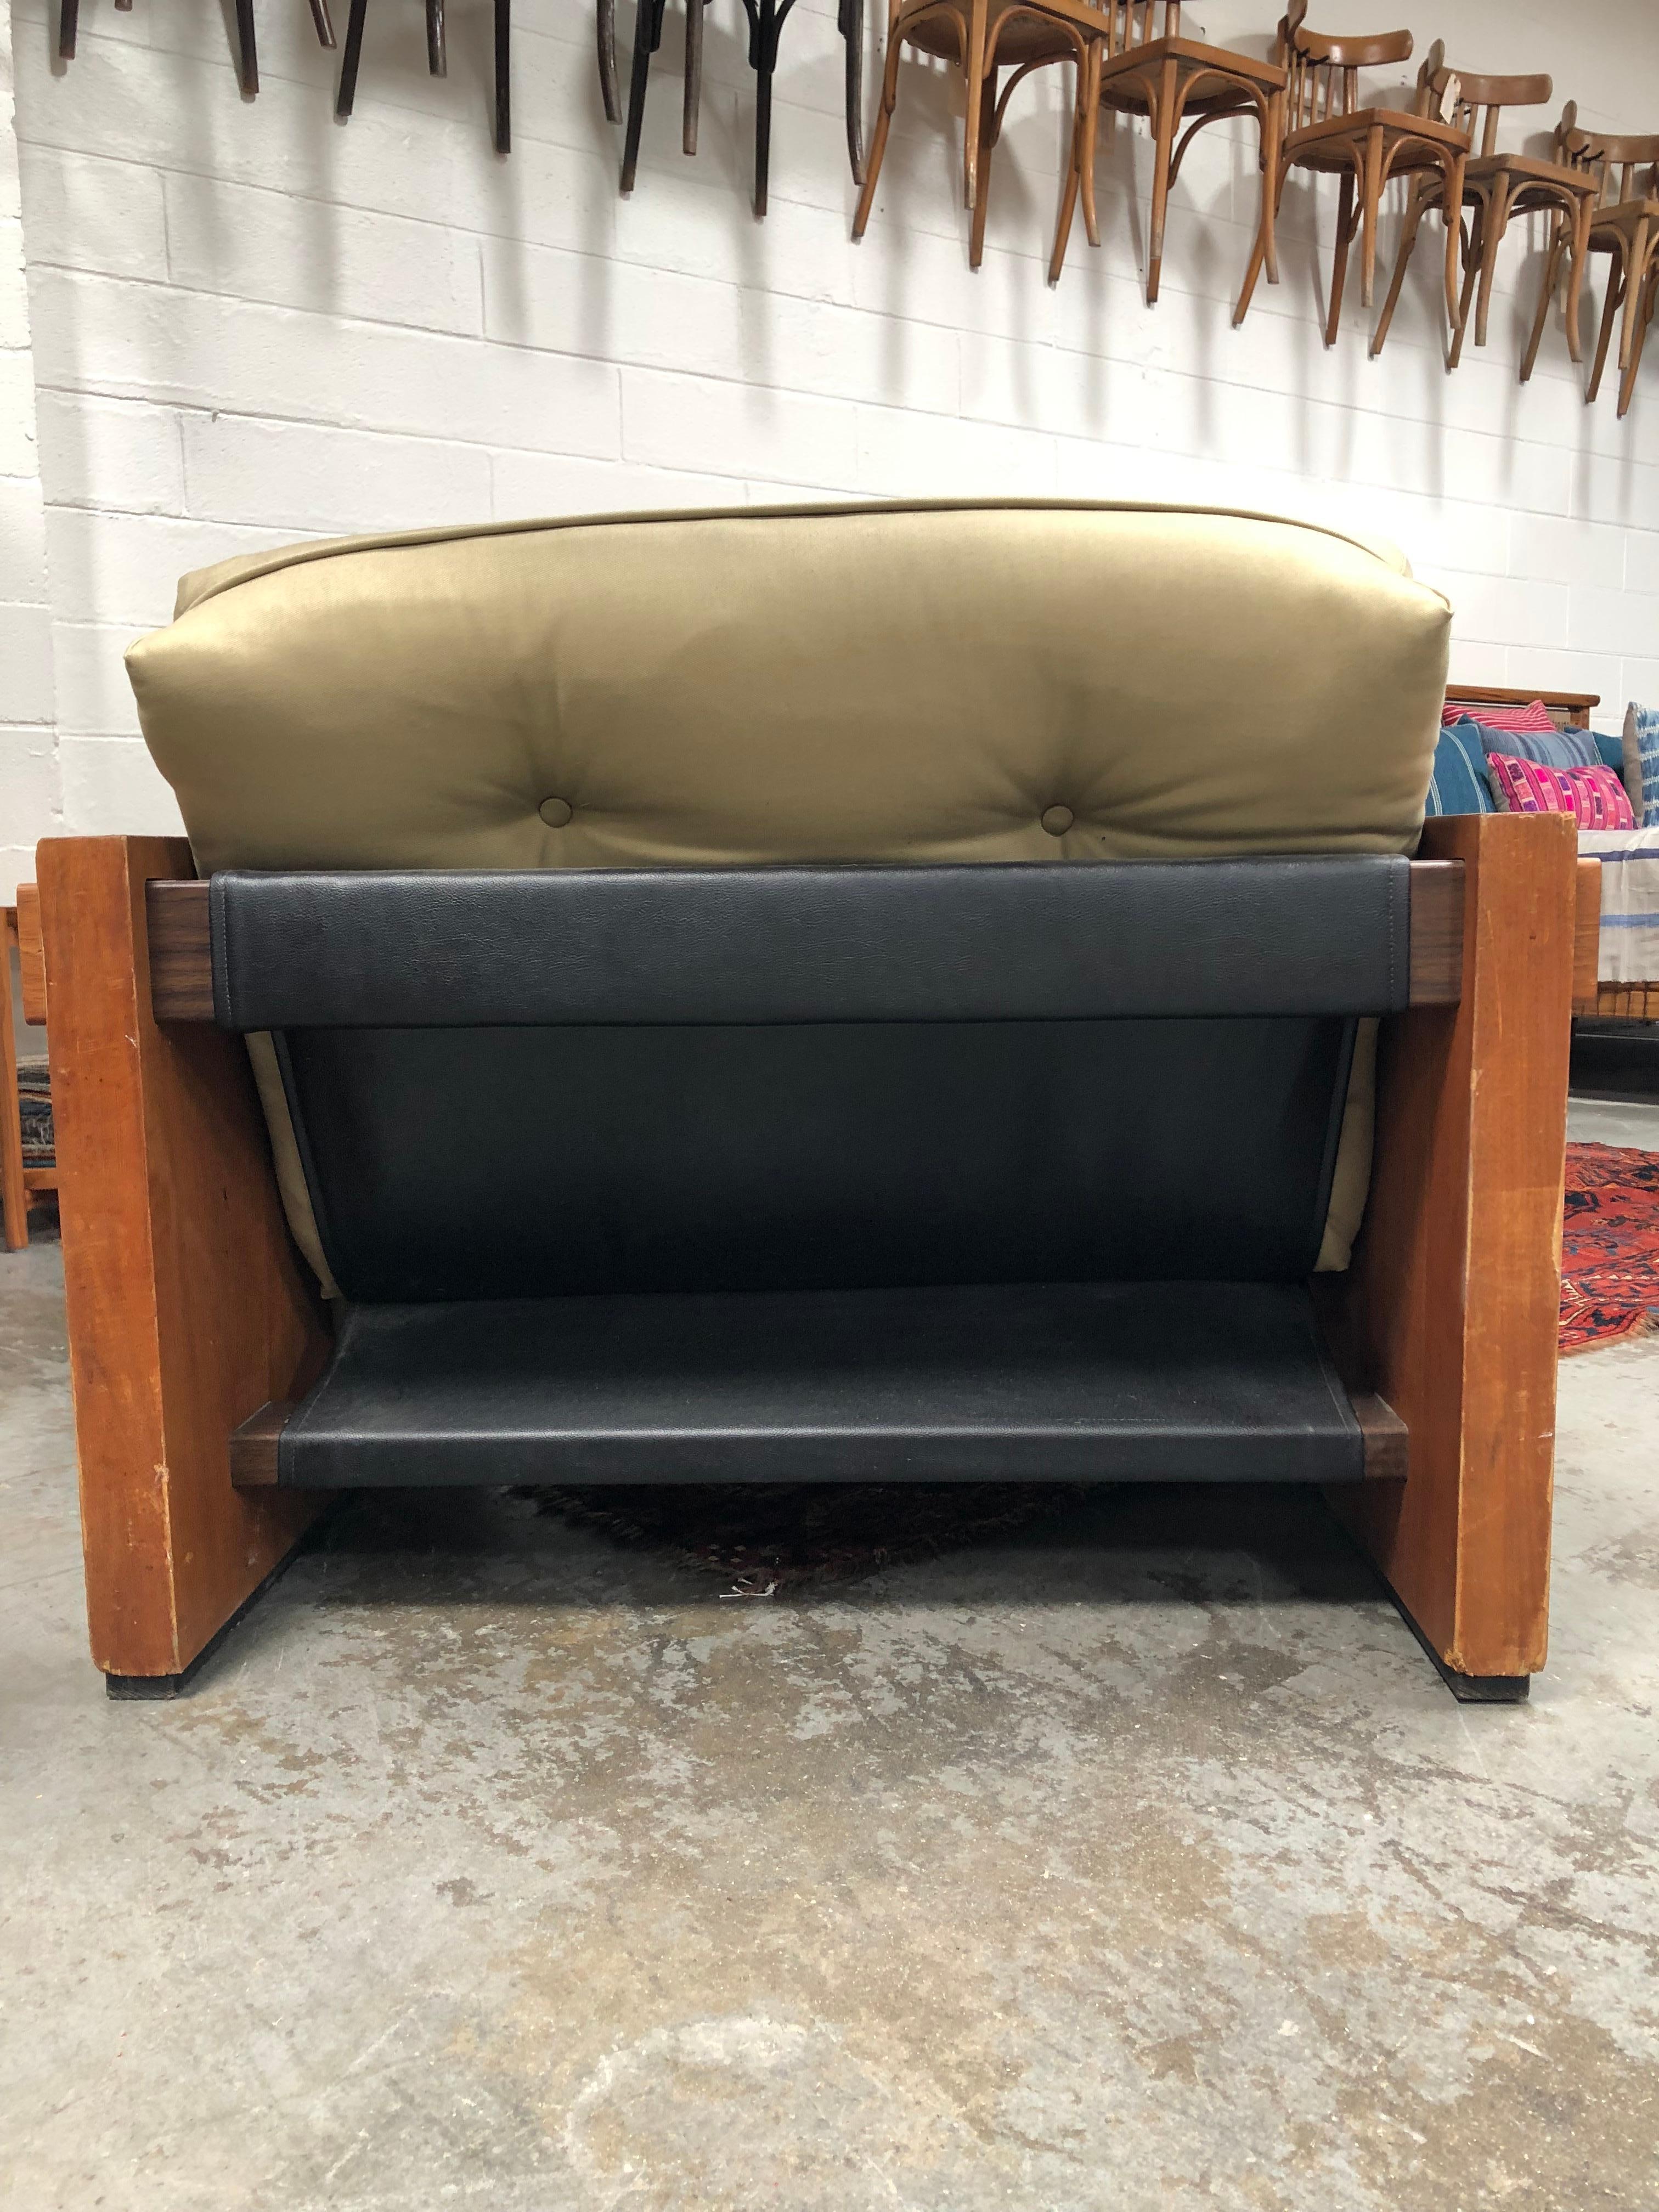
top-left (616, 0), bottom-right (864, 212)
top-left (1234, 2), bottom-right (1468, 347)
top-left (338, 0), bottom-right (512, 151)
top-left (59, 0), bottom-right (336, 94)
top-left (853, 0), bottom-right (1102, 269)
top-left (1550, 119), bottom-right (1659, 417)
top-left (1048, 1), bottom-right (1285, 308)
top-left (1370, 48), bottom-right (1596, 372)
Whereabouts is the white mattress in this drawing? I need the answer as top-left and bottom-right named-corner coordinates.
top-left (1581, 826), bottom-right (1659, 983)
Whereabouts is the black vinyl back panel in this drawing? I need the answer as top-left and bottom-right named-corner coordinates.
top-left (276, 1014), bottom-right (1357, 1303)
top-left (215, 859), bottom-right (1410, 1030)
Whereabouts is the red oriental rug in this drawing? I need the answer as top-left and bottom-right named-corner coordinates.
top-left (1560, 1143), bottom-right (1659, 1355)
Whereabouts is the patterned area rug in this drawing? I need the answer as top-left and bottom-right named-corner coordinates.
top-left (1561, 1143), bottom-right (1659, 1354)
top-left (523, 1482), bottom-right (1081, 1594)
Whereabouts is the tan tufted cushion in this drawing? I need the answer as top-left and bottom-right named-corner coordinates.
top-left (127, 500), bottom-right (1451, 1280)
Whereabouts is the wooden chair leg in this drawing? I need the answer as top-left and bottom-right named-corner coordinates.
top-left (1447, 206), bottom-right (1481, 370)
top-left (308, 0), bottom-right (337, 46)
top-left (1520, 218), bottom-right (1567, 385)
top-left (1081, 52), bottom-right (1101, 250)
top-left (968, 62), bottom-right (998, 269)
top-left (1561, 201), bottom-right (1590, 366)
top-left (335, 0), bottom-right (369, 117)
top-left (1048, 93), bottom-right (1085, 284)
top-left (684, 0), bottom-right (703, 153)
top-left (1, 910), bottom-right (26, 1254)
top-left (233, 0), bottom-right (258, 93)
top-left (597, 0), bottom-right (620, 122)
top-left (1588, 253), bottom-right (1623, 403)
top-left (427, 0), bottom-right (447, 76)
top-left (751, 0), bottom-right (778, 217)
top-left (36, 837), bottom-right (332, 1692)
top-left (1234, 123), bottom-right (1283, 325)
top-left (1143, 53), bottom-right (1180, 305)
top-left (58, 0), bottom-right (78, 60)
top-left (1471, 181), bottom-right (1508, 351)
top-left (840, 0), bottom-right (865, 184)
top-left (619, 0), bottom-right (664, 191)
top-left (1617, 217), bottom-right (1652, 374)
top-left (1370, 180), bottom-right (1432, 359)
top-left (1325, 167), bottom-right (1355, 347)
top-left (1358, 121), bottom-right (1383, 308)
top-left (1257, 88), bottom-right (1280, 287)
top-left (1325, 812), bottom-right (1577, 1695)
top-left (493, 0), bottom-right (510, 151)
top-left (851, 29), bottom-right (903, 239)
top-left (1618, 249), bottom-right (1656, 419)
top-left (1441, 159), bottom-right (1465, 334)
top-left (962, 0), bottom-right (989, 214)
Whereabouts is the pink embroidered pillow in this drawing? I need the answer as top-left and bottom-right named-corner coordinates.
top-left (1443, 697), bottom-right (1555, 733)
top-left (1487, 751), bottom-right (1635, 828)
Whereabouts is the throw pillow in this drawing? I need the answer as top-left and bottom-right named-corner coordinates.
top-left (1595, 731), bottom-right (1627, 775)
top-left (1444, 713), bottom-right (1600, 771)
top-left (1424, 720), bottom-right (1496, 816)
top-left (1623, 703), bottom-right (1659, 827)
top-left (1487, 752), bottom-right (1636, 828)
top-left (1443, 697), bottom-right (1556, 735)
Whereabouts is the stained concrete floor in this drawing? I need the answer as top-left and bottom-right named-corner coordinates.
top-left (4, 1109), bottom-right (1659, 2210)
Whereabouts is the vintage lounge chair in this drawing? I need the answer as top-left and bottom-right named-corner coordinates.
top-left (31, 502), bottom-right (1591, 1705)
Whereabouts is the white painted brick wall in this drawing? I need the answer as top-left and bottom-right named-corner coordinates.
top-left (0, 3), bottom-right (58, 901)
top-left (2, 0), bottom-right (1657, 895)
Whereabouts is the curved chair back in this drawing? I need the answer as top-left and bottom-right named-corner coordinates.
top-left (1279, 2), bottom-right (1413, 132)
top-left (1412, 38), bottom-right (1549, 155)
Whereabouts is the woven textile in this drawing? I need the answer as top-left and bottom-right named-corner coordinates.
top-left (1623, 702), bottom-right (1659, 828)
top-left (1487, 753), bottom-right (1635, 828)
top-left (1457, 720), bottom-right (1601, 770)
top-left (1423, 721), bottom-right (1496, 816)
top-left (1561, 1143), bottom-right (1659, 1354)
top-left (1443, 697), bottom-right (1555, 734)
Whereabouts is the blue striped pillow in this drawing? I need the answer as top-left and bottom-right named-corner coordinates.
top-left (1424, 720), bottom-right (1496, 816)
top-left (1454, 718), bottom-right (1601, 770)
top-left (1624, 703), bottom-right (1659, 827)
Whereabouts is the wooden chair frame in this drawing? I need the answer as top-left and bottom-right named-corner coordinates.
top-left (32, 817), bottom-right (1585, 1700)
top-left (1547, 113), bottom-right (1659, 418)
top-left (616, 0), bottom-right (864, 213)
top-left (337, 0), bottom-right (511, 153)
top-left (853, 0), bottom-right (1102, 270)
top-left (1371, 45), bottom-right (1596, 372)
top-left (1047, 0), bottom-right (1286, 307)
top-left (1233, 1), bottom-right (1468, 347)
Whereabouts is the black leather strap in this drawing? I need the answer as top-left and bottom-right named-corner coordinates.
top-left (275, 1282), bottom-right (1365, 1488)
top-left (211, 858), bottom-right (1411, 1030)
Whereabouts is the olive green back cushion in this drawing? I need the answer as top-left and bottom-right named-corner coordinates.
top-left (127, 500), bottom-right (1451, 1284)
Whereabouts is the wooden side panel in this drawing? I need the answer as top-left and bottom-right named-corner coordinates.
top-left (1328, 812), bottom-right (1577, 1679)
top-left (37, 836), bottom-right (331, 1681)
top-left (16, 882), bottom-right (47, 1025)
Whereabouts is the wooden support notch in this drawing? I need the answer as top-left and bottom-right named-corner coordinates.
top-left (230, 1400), bottom-right (295, 1489)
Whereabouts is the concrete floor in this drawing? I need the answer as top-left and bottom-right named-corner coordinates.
top-left (4, 1109), bottom-right (1659, 2209)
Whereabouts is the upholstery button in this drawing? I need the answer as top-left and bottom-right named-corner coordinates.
top-left (1041, 805), bottom-right (1074, 837)
top-left (538, 797), bottom-right (574, 828)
